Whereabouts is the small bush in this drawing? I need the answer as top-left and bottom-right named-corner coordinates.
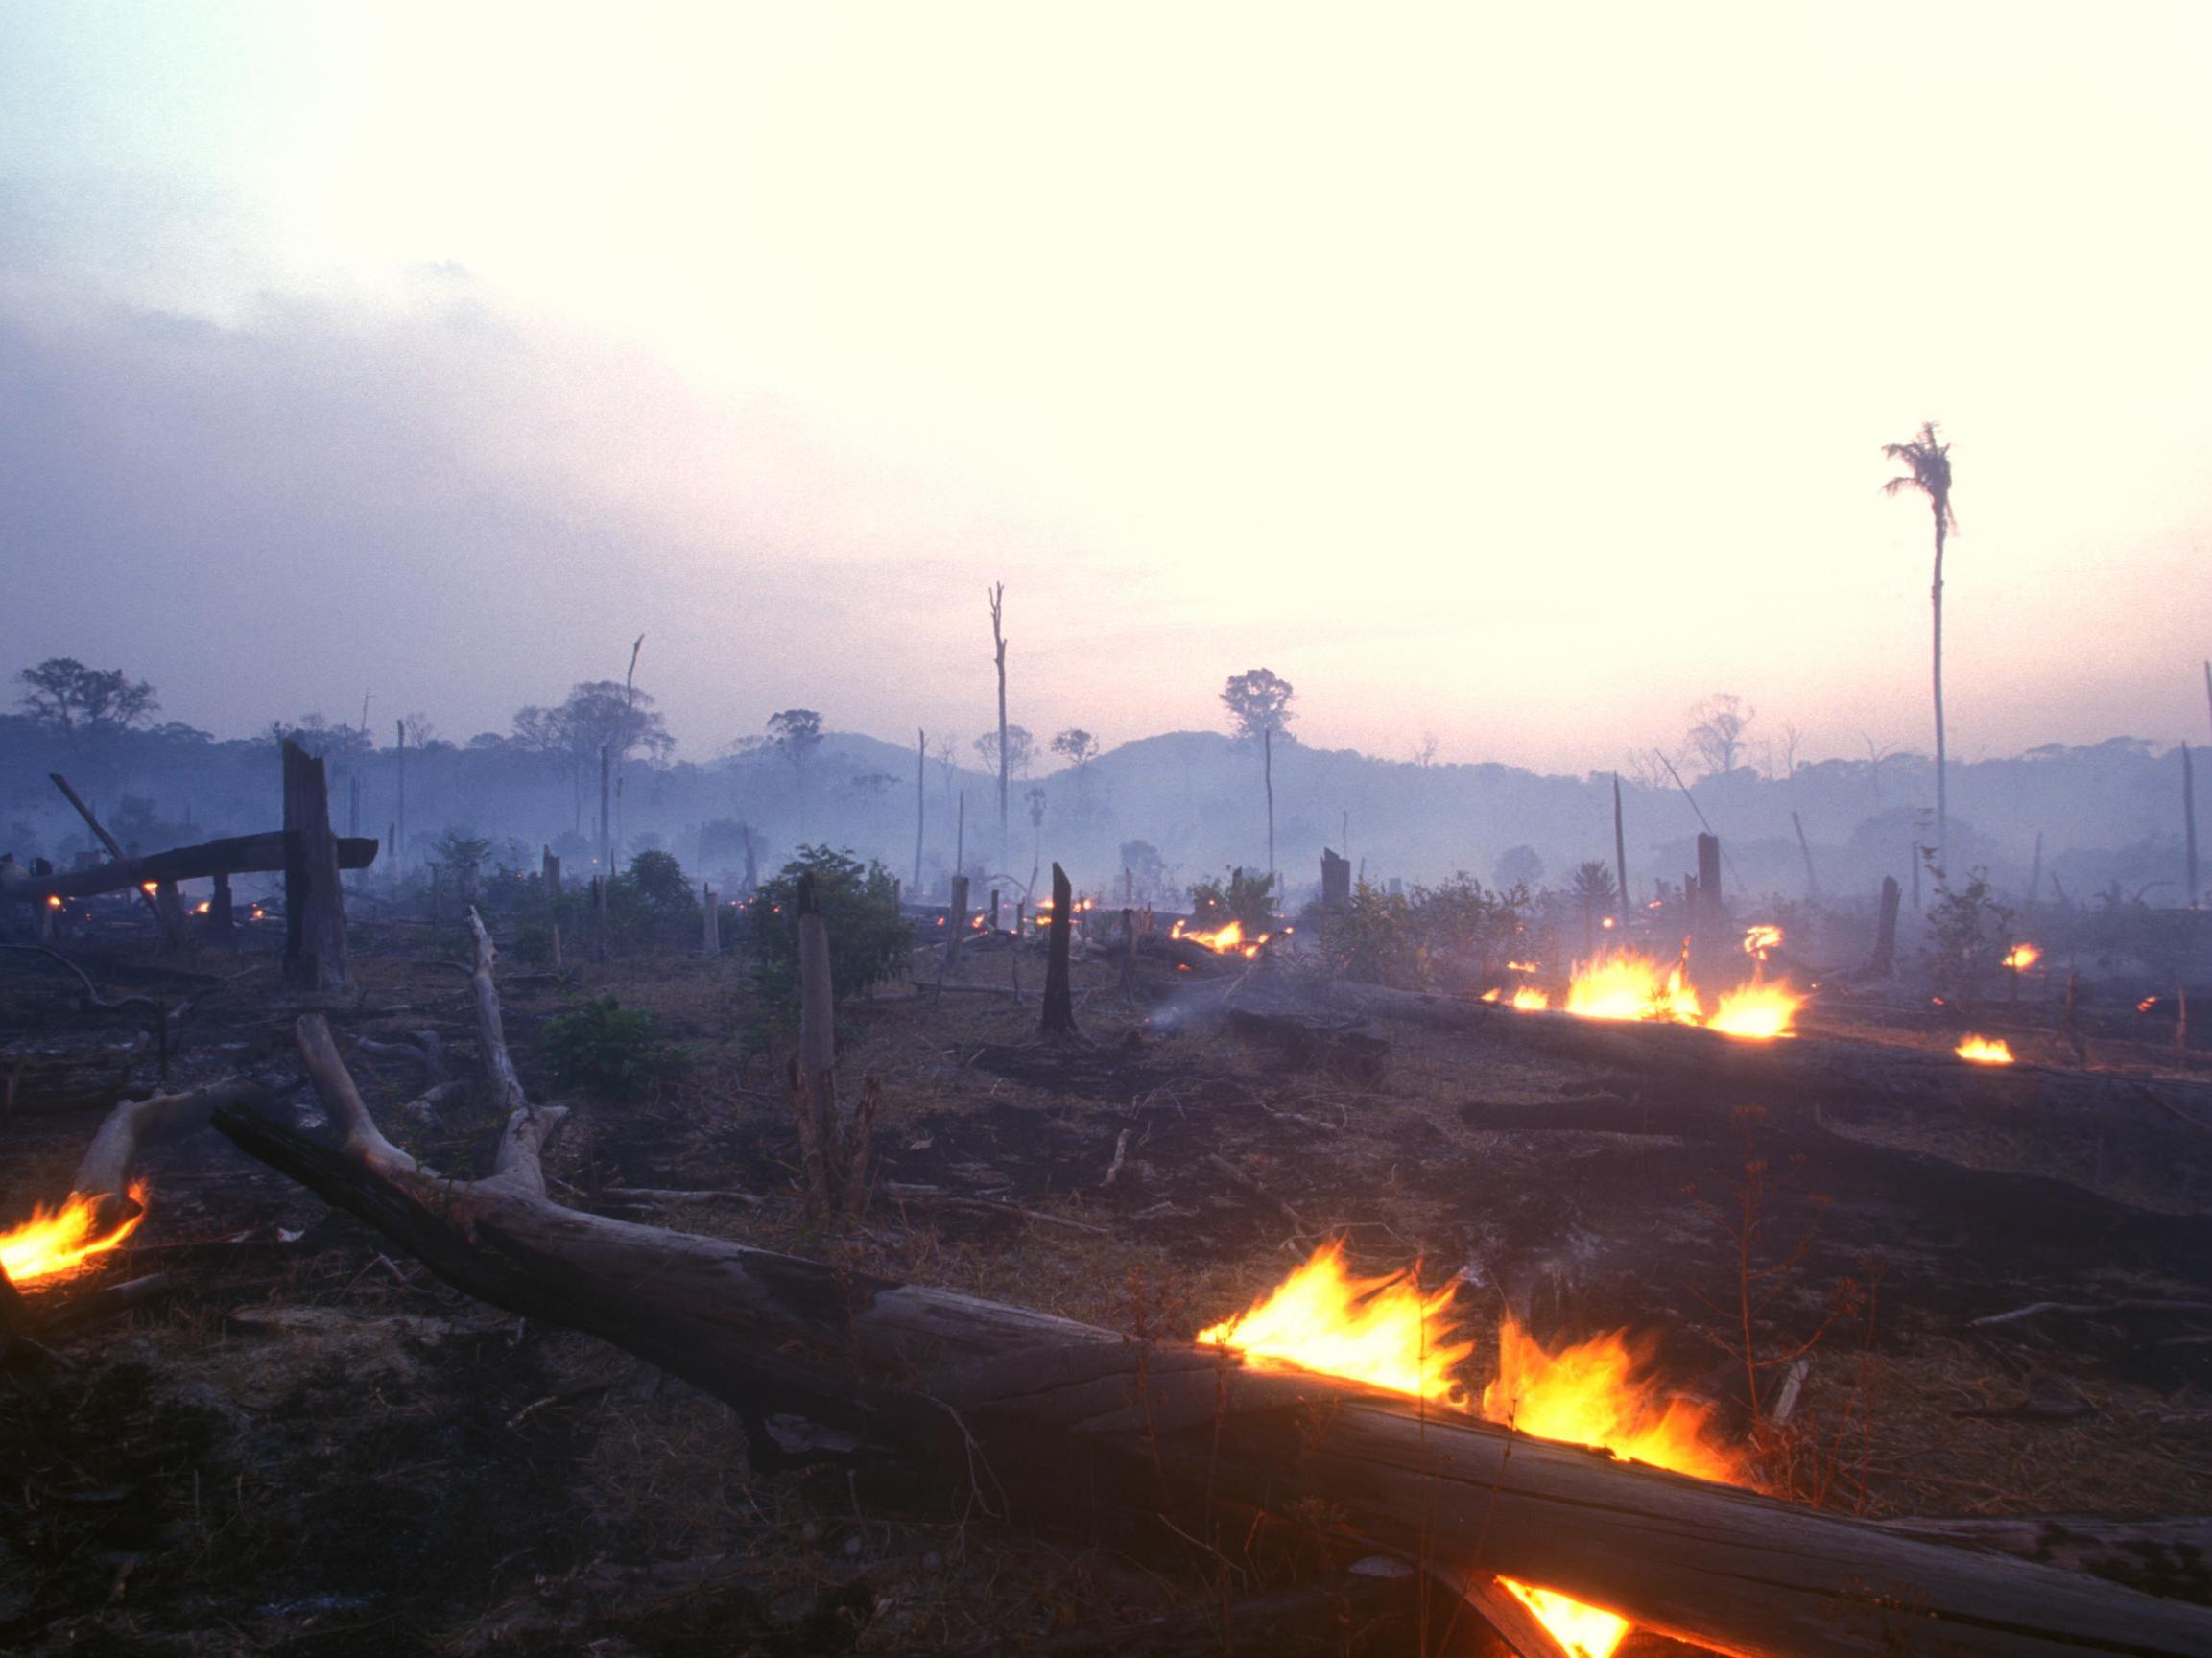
top-left (747, 845), bottom-right (912, 1019)
top-left (538, 996), bottom-right (690, 1101)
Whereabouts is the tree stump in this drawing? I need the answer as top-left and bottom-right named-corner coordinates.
top-left (281, 739), bottom-right (351, 995)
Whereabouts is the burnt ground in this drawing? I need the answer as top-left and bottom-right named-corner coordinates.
top-left (3, 927), bottom-right (2210, 1655)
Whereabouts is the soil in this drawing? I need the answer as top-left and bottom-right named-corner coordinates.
top-left (3, 922), bottom-right (2209, 1655)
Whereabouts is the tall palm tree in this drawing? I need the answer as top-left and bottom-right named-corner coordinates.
top-left (1883, 422), bottom-right (1957, 872)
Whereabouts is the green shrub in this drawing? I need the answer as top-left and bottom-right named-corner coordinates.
top-left (1187, 866), bottom-right (1278, 934)
top-left (746, 845), bottom-right (912, 1018)
top-left (538, 995), bottom-right (690, 1101)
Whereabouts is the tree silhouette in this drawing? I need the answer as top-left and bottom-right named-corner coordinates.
top-left (1884, 421), bottom-right (1957, 870)
top-left (768, 709), bottom-right (826, 805)
top-left (17, 658), bottom-right (158, 740)
top-left (1221, 669), bottom-right (1296, 883)
top-left (1685, 693), bottom-right (1755, 777)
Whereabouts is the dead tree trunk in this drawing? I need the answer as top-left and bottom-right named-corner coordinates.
top-left (12, 830), bottom-right (377, 905)
top-left (2184, 742), bottom-right (2199, 909)
top-left (281, 739), bottom-right (351, 995)
top-left (208, 872), bottom-right (235, 949)
top-left (542, 845), bottom-right (561, 897)
top-left (1793, 809), bottom-right (1820, 901)
top-left (1869, 875), bottom-right (1902, 977)
top-left (1612, 773), bottom-right (1630, 921)
top-left (598, 743), bottom-right (612, 877)
top-left (914, 726), bottom-right (926, 894)
top-left (786, 876), bottom-right (872, 1215)
top-left (1037, 862), bottom-right (1082, 1043)
top-left (205, 1036), bottom-right (2212, 1658)
top-left (1320, 847), bottom-right (1352, 909)
top-left (989, 582), bottom-right (1010, 866)
top-left (945, 874), bottom-right (970, 974)
top-left (701, 883), bottom-right (720, 956)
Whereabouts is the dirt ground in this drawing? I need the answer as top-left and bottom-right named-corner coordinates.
top-left (4, 922), bottom-right (2209, 1655)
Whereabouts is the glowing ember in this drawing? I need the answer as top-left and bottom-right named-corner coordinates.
top-left (1705, 982), bottom-right (1804, 1041)
top-left (1956, 1034), bottom-right (2014, 1065)
top-left (1196, 1239), bottom-right (1472, 1402)
top-left (46, 895), bottom-right (62, 909)
top-left (2139, 997), bottom-right (2159, 1013)
top-left (2002, 943), bottom-right (2040, 971)
top-left (1507, 959), bottom-right (1540, 974)
top-left (0, 1183), bottom-right (148, 1285)
top-left (1742, 923), bottom-right (1783, 959)
top-left (1565, 951), bottom-right (1701, 1025)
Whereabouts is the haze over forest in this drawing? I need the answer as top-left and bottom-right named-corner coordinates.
top-left (3, 4), bottom-right (2208, 900)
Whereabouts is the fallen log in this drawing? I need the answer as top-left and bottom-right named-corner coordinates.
top-left (1341, 988), bottom-right (2212, 1127)
top-left (12, 831), bottom-right (380, 905)
top-left (202, 1037), bottom-right (2212, 1654)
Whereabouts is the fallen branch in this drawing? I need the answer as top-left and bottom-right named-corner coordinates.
top-left (1968, 1298), bottom-right (2212, 1329)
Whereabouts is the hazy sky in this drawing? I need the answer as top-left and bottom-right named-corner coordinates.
top-left (3, 3), bottom-right (2207, 772)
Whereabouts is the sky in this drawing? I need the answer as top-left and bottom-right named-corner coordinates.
top-left (2, 2), bottom-right (2208, 774)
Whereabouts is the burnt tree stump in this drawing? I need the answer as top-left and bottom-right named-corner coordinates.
top-left (281, 739), bottom-right (351, 995)
top-left (1037, 862), bottom-right (1082, 1043)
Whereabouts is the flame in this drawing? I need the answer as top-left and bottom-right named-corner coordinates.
top-left (1510, 986), bottom-right (1551, 1011)
top-left (1196, 1239), bottom-right (1472, 1403)
top-left (1956, 1034), bottom-right (2014, 1065)
top-left (1197, 1244), bottom-right (1744, 1658)
top-left (2002, 943), bottom-right (2040, 971)
top-left (1495, 1581), bottom-right (1631, 1657)
top-left (1565, 951), bottom-right (1701, 1025)
top-left (193, 901), bottom-right (211, 915)
top-left (1564, 948), bottom-right (1800, 1039)
top-left (2139, 996), bottom-right (2159, 1013)
top-left (0, 1183), bottom-right (148, 1285)
top-left (1742, 923), bottom-right (1783, 959)
top-left (1507, 959), bottom-right (1540, 973)
top-left (1174, 918), bottom-right (1269, 956)
top-left (1705, 981), bottom-right (1804, 1041)
top-left (46, 895), bottom-right (62, 909)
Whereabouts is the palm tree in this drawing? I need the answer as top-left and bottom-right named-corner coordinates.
top-left (1883, 422), bottom-right (1957, 871)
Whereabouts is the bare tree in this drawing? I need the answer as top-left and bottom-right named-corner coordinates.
top-left (1221, 669), bottom-right (1295, 883)
top-left (1884, 420), bottom-right (1958, 871)
top-left (987, 583), bottom-right (1009, 866)
top-left (1409, 730), bottom-right (1440, 769)
top-left (1686, 693), bottom-right (1755, 777)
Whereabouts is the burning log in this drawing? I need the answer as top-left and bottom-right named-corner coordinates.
top-left (200, 996), bottom-right (2212, 1654)
top-left (1348, 987), bottom-right (2212, 1127)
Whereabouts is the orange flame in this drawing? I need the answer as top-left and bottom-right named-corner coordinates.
top-left (1705, 981), bottom-right (1804, 1040)
top-left (1742, 923), bottom-right (1783, 959)
top-left (1565, 951), bottom-right (1701, 1025)
top-left (1196, 1244), bottom-right (1745, 1656)
top-left (0, 1183), bottom-right (148, 1285)
top-left (2002, 943), bottom-right (2040, 971)
top-left (1510, 986), bottom-right (1551, 1011)
top-left (1196, 1239), bottom-right (1472, 1403)
top-left (1173, 918), bottom-right (1272, 957)
top-left (1956, 1034), bottom-right (2014, 1064)
top-left (1565, 948), bottom-right (1801, 1040)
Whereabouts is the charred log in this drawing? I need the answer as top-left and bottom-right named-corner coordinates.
top-left (204, 1025), bottom-right (2212, 1657)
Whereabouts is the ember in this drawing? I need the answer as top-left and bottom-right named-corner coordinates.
top-left (0, 1182), bottom-right (148, 1285)
top-left (2003, 943), bottom-right (2041, 971)
top-left (1956, 1034), bottom-right (2014, 1064)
